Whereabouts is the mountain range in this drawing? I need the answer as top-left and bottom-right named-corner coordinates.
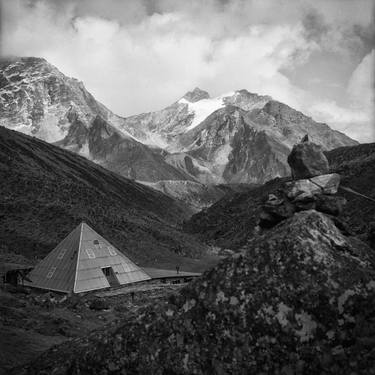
top-left (0, 57), bottom-right (357, 208)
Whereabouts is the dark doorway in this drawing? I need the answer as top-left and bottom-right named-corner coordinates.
top-left (102, 267), bottom-right (120, 287)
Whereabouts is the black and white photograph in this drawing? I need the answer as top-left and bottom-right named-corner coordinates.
top-left (0, 0), bottom-right (374, 373)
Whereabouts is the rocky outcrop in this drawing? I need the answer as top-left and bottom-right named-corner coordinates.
top-left (183, 87), bottom-right (210, 102)
top-left (260, 139), bottom-right (345, 228)
top-left (185, 143), bottom-right (375, 251)
top-left (287, 137), bottom-right (330, 179)
top-left (20, 210), bottom-right (375, 374)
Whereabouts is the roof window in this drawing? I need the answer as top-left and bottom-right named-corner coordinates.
top-left (86, 248), bottom-right (96, 259)
top-left (57, 248), bottom-right (67, 260)
top-left (46, 266), bottom-right (56, 278)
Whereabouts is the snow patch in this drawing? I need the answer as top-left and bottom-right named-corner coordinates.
top-left (32, 112), bottom-right (67, 143)
top-left (78, 142), bottom-right (91, 159)
top-left (179, 91), bottom-right (234, 132)
top-left (142, 132), bottom-right (169, 149)
top-left (214, 143), bottom-right (232, 165)
top-left (4, 122), bottom-right (32, 135)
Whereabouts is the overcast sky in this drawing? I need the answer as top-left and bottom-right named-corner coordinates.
top-left (1, 0), bottom-right (374, 142)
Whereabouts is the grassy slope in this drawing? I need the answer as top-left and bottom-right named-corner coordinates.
top-left (0, 126), bottom-right (214, 271)
top-left (185, 142), bottom-right (375, 249)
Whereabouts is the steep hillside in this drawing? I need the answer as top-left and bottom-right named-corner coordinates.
top-left (184, 142), bottom-right (375, 250)
top-left (0, 57), bottom-right (192, 183)
top-left (0, 126), bottom-right (211, 270)
top-left (17, 210), bottom-right (375, 374)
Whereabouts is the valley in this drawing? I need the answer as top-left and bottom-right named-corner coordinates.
top-left (0, 126), bottom-right (219, 270)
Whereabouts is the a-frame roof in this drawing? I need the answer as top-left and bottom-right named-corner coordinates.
top-left (25, 223), bottom-right (150, 293)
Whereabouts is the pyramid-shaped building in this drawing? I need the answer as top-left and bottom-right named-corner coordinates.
top-left (25, 222), bottom-right (151, 293)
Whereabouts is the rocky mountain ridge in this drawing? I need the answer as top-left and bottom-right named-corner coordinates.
top-left (0, 57), bottom-right (358, 204)
top-left (120, 91), bottom-right (357, 184)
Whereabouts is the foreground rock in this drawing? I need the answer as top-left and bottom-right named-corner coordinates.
top-left (19, 210), bottom-right (375, 374)
top-left (288, 138), bottom-right (330, 179)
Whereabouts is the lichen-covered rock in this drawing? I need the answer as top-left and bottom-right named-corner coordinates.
top-left (19, 210), bottom-right (375, 375)
top-left (288, 141), bottom-right (330, 179)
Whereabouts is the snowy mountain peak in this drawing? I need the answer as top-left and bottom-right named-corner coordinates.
top-left (0, 57), bottom-right (358, 188)
top-left (182, 87), bottom-right (210, 102)
top-left (178, 91), bottom-right (235, 132)
top-left (222, 89), bottom-right (272, 111)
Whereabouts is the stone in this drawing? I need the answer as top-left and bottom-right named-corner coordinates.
top-left (259, 199), bottom-right (295, 228)
top-left (265, 194), bottom-right (284, 206)
top-left (288, 141), bottom-right (329, 179)
top-left (285, 179), bottom-right (322, 200)
top-left (284, 174), bottom-right (340, 200)
top-left (315, 194), bottom-right (347, 216)
top-left (310, 173), bottom-right (340, 195)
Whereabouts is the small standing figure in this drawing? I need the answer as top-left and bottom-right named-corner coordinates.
top-left (176, 265), bottom-right (180, 275)
top-left (131, 291), bottom-right (135, 302)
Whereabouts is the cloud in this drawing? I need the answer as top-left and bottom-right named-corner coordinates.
top-left (1, 0), bottom-right (374, 142)
top-left (308, 50), bottom-right (374, 143)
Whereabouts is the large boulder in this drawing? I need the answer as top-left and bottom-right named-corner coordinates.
top-left (259, 194), bottom-right (295, 228)
top-left (310, 173), bottom-right (341, 194)
top-left (285, 179), bottom-right (322, 200)
top-left (288, 140), bottom-right (329, 179)
top-left (21, 210), bottom-right (375, 375)
top-left (285, 173), bottom-right (340, 200)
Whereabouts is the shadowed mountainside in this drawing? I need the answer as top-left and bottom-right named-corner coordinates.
top-left (0, 126), bottom-right (213, 270)
top-left (184, 142), bottom-right (375, 250)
